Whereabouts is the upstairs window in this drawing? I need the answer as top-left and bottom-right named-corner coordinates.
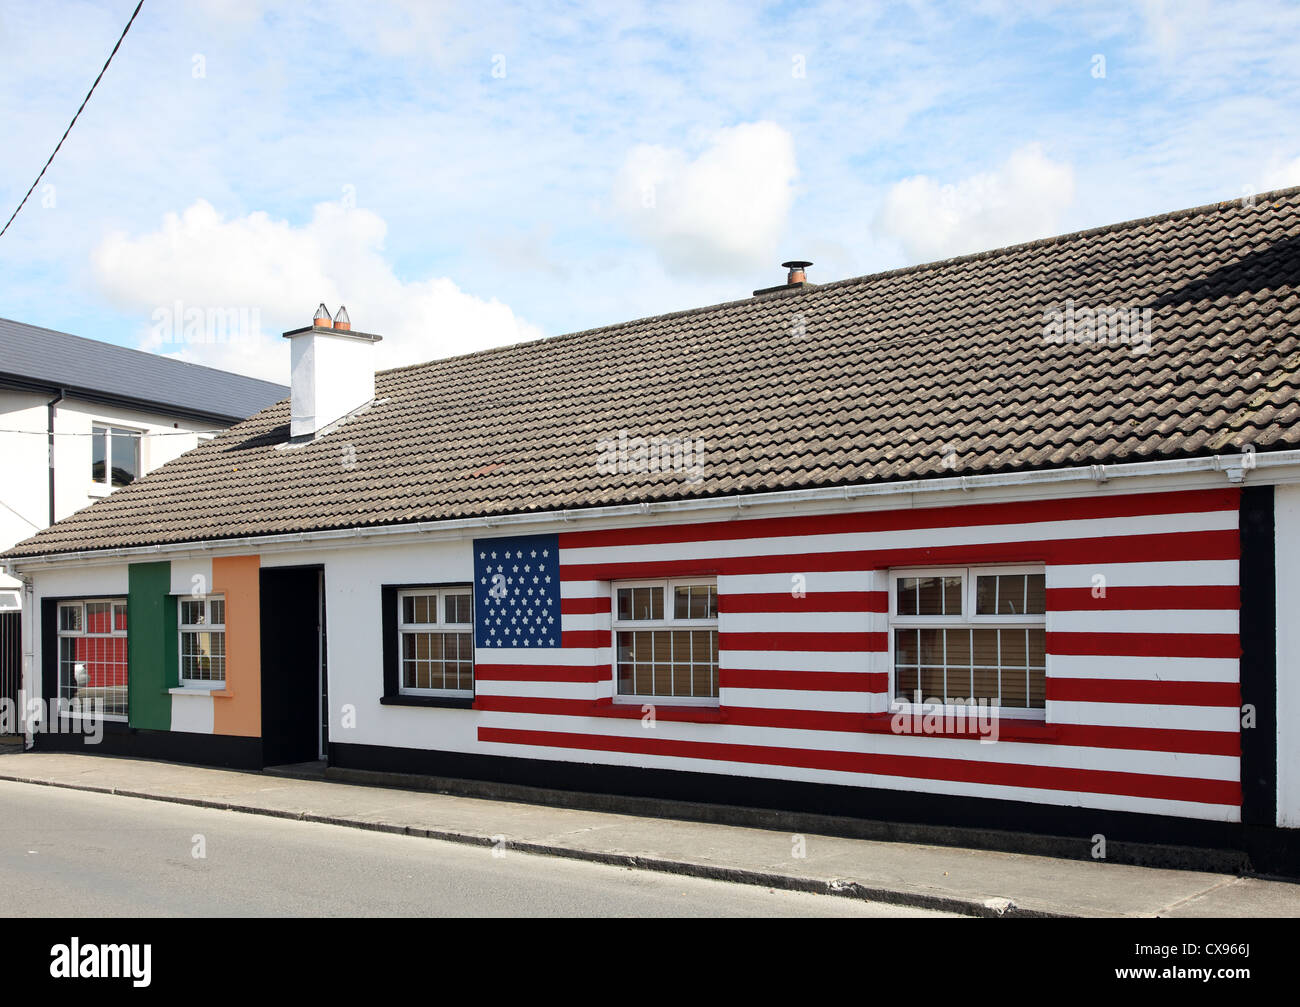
top-left (613, 579), bottom-right (718, 705)
top-left (92, 425), bottom-right (140, 488)
top-left (398, 587), bottom-right (474, 697)
top-left (56, 599), bottom-right (128, 718)
top-left (179, 596), bottom-right (226, 688)
top-left (890, 567), bottom-right (1046, 712)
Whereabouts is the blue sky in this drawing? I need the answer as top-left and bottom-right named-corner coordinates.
top-left (2, 0), bottom-right (1299, 381)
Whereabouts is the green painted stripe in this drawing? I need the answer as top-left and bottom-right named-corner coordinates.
top-left (127, 561), bottom-right (176, 730)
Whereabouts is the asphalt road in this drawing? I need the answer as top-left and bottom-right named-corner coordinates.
top-left (0, 781), bottom-right (953, 917)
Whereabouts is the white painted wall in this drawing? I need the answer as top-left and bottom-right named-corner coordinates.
top-left (1274, 483), bottom-right (1300, 827)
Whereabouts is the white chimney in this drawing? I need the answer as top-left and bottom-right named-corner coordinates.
top-left (283, 303), bottom-right (382, 438)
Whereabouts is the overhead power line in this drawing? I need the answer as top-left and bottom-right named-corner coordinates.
top-left (0, 0), bottom-right (144, 239)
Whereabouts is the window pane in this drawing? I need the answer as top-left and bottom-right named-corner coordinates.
top-left (895, 628), bottom-right (918, 667)
top-left (445, 593), bottom-right (472, 625)
top-left (616, 589), bottom-right (632, 622)
top-left (998, 574), bottom-right (1026, 615)
top-left (92, 427), bottom-right (107, 483)
top-left (916, 577), bottom-right (944, 615)
top-left (113, 602), bottom-right (128, 632)
top-left (918, 627), bottom-right (944, 665)
top-left (627, 586), bottom-right (663, 620)
top-left (896, 664), bottom-right (918, 702)
top-left (944, 577), bottom-right (962, 614)
top-left (180, 599), bottom-right (204, 625)
top-left (59, 604), bottom-right (83, 633)
top-left (209, 598), bottom-right (225, 626)
top-left (402, 596), bottom-right (415, 624)
top-left (1026, 574), bottom-right (1046, 615)
top-left (674, 586), bottom-right (690, 620)
top-left (897, 577), bottom-right (919, 615)
top-left (110, 428), bottom-right (138, 487)
top-left (975, 575), bottom-right (998, 615)
top-left (85, 602), bottom-right (112, 634)
top-left (919, 666), bottom-right (945, 702)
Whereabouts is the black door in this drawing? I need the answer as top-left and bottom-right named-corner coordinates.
top-left (0, 611), bottom-right (20, 722)
top-left (260, 566), bottom-right (324, 766)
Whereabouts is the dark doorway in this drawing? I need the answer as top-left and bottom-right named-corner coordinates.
top-left (260, 566), bottom-right (325, 766)
top-left (0, 611), bottom-right (20, 723)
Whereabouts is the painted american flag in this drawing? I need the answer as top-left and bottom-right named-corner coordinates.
top-left (473, 533), bottom-right (561, 649)
top-left (469, 488), bottom-right (1242, 823)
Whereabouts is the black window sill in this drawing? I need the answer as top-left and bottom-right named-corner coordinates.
top-left (380, 695), bottom-right (475, 710)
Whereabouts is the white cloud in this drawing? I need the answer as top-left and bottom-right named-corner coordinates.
top-left (1258, 154), bottom-right (1300, 193)
top-left (91, 200), bottom-right (542, 382)
top-left (612, 121), bottom-right (798, 276)
top-left (873, 143), bottom-right (1076, 263)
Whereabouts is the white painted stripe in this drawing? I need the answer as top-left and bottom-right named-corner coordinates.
top-left (475, 680), bottom-right (598, 700)
top-left (560, 580), bottom-right (610, 599)
top-left (1048, 609), bottom-right (1239, 635)
top-left (559, 613), bottom-right (611, 632)
top-left (720, 688), bottom-right (879, 712)
top-left (720, 572), bottom-right (877, 594)
top-left (1047, 560), bottom-right (1238, 588)
top-left (718, 611), bottom-right (877, 634)
top-left (1047, 654), bottom-right (1239, 682)
top-left (720, 649), bottom-right (875, 672)
top-left (561, 510), bottom-right (1236, 567)
top-left (1047, 700), bottom-right (1240, 732)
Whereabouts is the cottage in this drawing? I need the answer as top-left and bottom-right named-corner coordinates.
top-left (4, 191), bottom-right (1299, 873)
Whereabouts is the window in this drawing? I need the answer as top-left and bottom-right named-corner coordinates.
top-left (398, 587), bottom-right (474, 696)
top-left (890, 567), bottom-right (1046, 712)
top-left (613, 579), bottom-right (719, 704)
top-left (56, 599), bottom-right (128, 718)
top-left (91, 425), bottom-right (140, 488)
top-left (179, 596), bottom-right (226, 688)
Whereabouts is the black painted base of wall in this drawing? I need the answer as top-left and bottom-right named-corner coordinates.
top-left (330, 740), bottom-right (1300, 877)
top-left (34, 721), bottom-right (262, 770)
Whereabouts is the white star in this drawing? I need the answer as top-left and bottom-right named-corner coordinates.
top-left (491, 551), bottom-right (497, 559)
top-left (479, 551), bottom-right (486, 559)
top-left (530, 549), bottom-right (537, 557)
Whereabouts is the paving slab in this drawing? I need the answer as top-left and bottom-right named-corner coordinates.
top-left (2, 751), bottom-right (1297, 918)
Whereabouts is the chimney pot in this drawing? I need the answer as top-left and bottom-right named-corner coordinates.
top-left (313, 303), bottom-right (333, 328)
top-left (333, 305), bottom-right (351, 331)
top-left (782, 260), bottom-right (812, 285)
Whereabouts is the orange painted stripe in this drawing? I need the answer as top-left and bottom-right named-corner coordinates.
top-left (212, 555), bottom-right (261, 738)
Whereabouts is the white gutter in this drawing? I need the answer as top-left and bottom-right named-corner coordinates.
top-left (5, 448), bottom-right (1299, 571)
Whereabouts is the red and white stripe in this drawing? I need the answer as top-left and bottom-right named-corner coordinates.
top-left (473, 487), bottom-right (1242, 822)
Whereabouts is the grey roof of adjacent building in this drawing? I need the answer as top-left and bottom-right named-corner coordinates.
top-left (5, 187), bottom-right (1300, 559)
top-left (0, 316), bottom-right (288, 423)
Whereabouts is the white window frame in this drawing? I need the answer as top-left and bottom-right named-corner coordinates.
top-left (178, 595), bottom-right (227, 690)
top-left (611, 577), bottom-right (719, 707)
top-left (397, 586), bottom-right (475, 698)
top-left (56, 598), bottom-right (129, 720)
top-left (888, 565), bottom-right (1047, 719)
top-left (90, 423), bottom-right (143, 490)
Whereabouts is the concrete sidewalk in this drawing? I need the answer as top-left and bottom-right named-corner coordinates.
top-left (1, 750), bottom-right (1296, 918)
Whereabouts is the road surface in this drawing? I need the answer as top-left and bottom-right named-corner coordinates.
top-left (0, 780), bottom-right (954, 917)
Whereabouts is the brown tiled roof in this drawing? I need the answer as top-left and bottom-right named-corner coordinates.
top-left (7, 188), bottom-right (1300, 558)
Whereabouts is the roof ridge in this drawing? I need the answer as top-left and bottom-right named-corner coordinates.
top-left (377, 184), bottom-right (1300, 378)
